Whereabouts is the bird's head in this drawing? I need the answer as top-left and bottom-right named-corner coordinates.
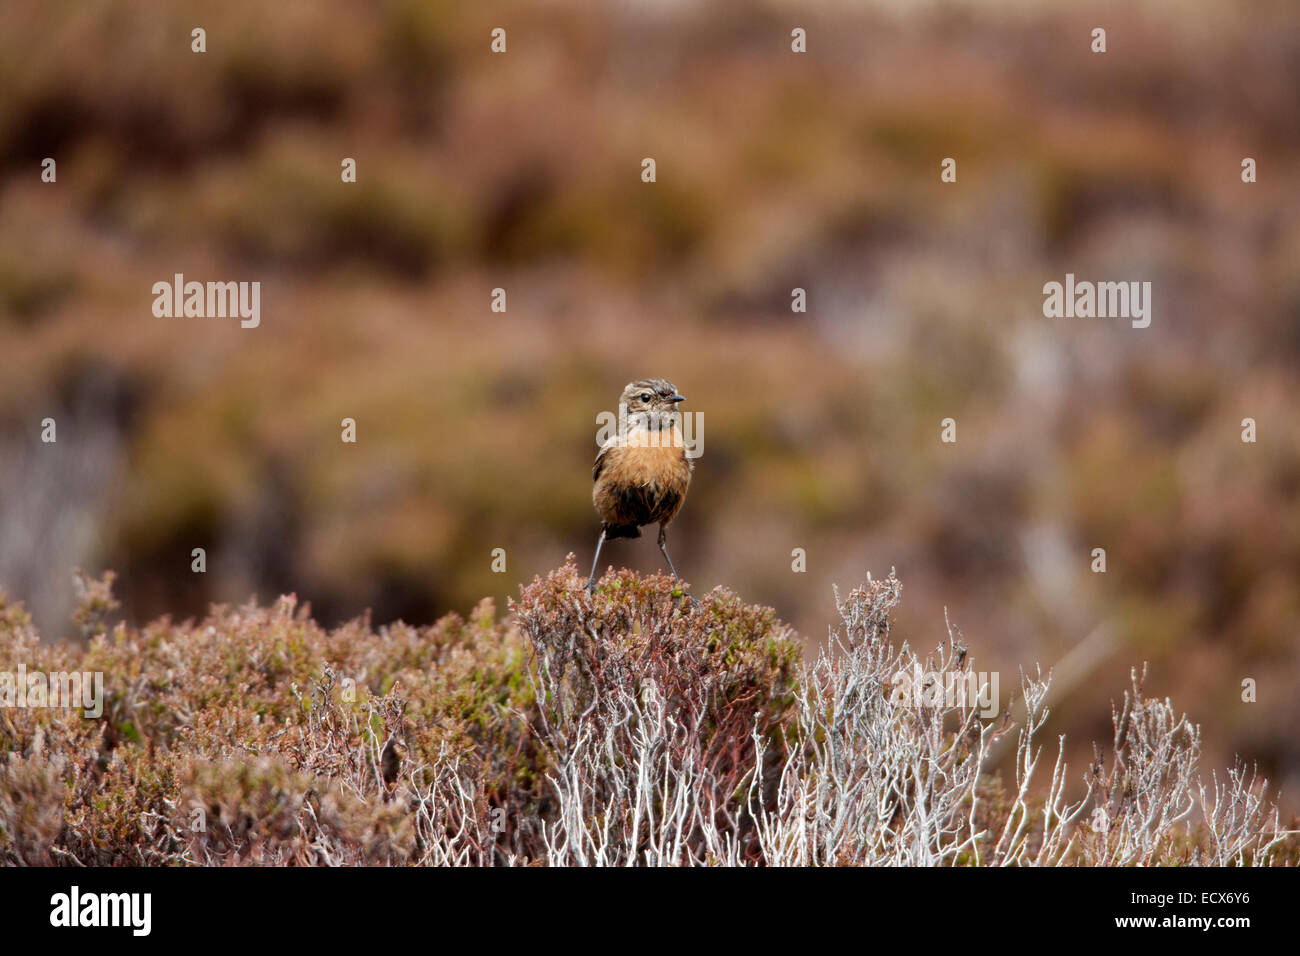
top-left (619, 378), bottom-right (686, 428)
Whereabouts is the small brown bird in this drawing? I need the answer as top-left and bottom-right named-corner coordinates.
top-left (587, 378), bottom-right (695, 596)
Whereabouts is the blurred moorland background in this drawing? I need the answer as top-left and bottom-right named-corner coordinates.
top-left (0, 0), bottom-right (1298, 805)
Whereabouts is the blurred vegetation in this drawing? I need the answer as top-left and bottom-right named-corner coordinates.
top-left (0, 0), bottom-right (1298, 804)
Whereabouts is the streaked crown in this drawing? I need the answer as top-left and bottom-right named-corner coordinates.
top-left (620, 378), bottom-right (686, 413)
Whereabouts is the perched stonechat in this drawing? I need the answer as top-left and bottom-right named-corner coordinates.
top-left (587, 378), bottom-right (695, 597)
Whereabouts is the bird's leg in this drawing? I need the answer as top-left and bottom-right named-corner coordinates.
top-left (586, 529), bottom-right (607, 593)
top-left (656, 524), bottom-right (682, 579)
top-left (658, 524), bottom-right (700, 607)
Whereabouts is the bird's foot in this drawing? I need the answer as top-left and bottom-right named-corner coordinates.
top-left (671, 585), bottom-right (701, 609)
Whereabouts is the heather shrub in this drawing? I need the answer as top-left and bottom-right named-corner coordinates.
top-left (514, 563), bottom-right (800, 863)
top-left (0, 565), bottom-right (1294, 866)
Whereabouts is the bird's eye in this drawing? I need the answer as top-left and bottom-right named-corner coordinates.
top-left (639, 393), bottom-right (651, 402)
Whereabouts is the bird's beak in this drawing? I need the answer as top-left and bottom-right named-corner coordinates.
top-left (669, 393), bottom-right (686, 403)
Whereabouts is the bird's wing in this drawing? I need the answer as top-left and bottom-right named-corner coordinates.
top-left (593, 441), bottom-right (610, 483)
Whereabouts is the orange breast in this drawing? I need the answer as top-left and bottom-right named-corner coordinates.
top-left (594, 425), bottom-right (693, 528)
